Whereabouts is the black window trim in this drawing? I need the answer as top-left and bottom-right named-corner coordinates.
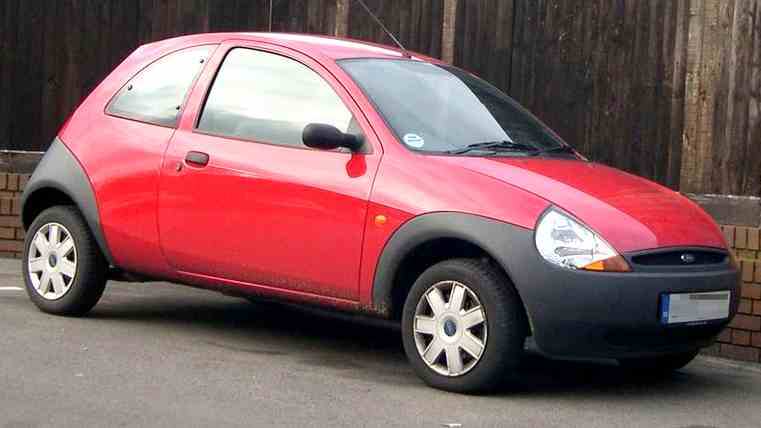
top-left (192, 44), bottom-right (372, 155)
top-left (104, 43), bottom-right (219, 129)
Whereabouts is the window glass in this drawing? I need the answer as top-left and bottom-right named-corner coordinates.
top-left (198, 48), bottom-right (355, 147)
top-left (339, 59), bottom-right (567, 156)
top-left (107, 45), bottom-right (213, 127)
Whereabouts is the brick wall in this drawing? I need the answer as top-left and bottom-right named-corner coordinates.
top-left (703, 225), bottom-right (761, 362)
top-left (0, 172), bottom-right (759, 364)
top-left (0, 173), bottom-right (29, 258)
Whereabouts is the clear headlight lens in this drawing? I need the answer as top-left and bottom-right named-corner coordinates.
top-left (535, 209), bottom-right (630, 272)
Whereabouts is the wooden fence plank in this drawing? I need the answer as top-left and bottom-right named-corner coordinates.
top-left (453, 0), bottom-right (513, 93)
top-left (746, 0), bottom-right (761, 196)
top-left (0, 0), bottom-right (758, 196)
top-left (348, 0), bottom-right (443, 58)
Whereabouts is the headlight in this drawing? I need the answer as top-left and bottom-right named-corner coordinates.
top-left (535, 209), bottom-right (630, 272)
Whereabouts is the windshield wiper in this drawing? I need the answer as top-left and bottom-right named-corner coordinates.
top-left (526, 145), bottom-right (576, 157)
top-left (445, 140), bottom-right (539, 155)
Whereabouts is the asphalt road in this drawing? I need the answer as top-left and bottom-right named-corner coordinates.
top-left (1, 259), bottom-right (760, 428)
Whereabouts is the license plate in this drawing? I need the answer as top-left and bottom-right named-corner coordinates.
top-left (660, 291), bottom-right (731, 325)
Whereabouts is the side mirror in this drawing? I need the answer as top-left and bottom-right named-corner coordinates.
top-left (302, 123), bottom-right (363, 152)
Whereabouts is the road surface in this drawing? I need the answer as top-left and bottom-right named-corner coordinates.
top-left (1, 259), bottom-right (759, 428)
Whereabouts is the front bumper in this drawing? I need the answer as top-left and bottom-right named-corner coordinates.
top-left (503, 230), bottom-right (740, 359)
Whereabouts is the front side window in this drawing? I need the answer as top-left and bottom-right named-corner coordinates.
top-left (197, 48), bottom-right (356, 148)
top-left (339, 59), bottom-right (569, 156)
top-left (107, 45), bottom-right (214, 127)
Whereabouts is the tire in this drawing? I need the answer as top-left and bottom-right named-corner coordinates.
top-left (617, 349), bottom-right (700, 374)
top-left (401, 258), bottom-right (527, 394)
top-left (22, 205), bottom-right (108, 316)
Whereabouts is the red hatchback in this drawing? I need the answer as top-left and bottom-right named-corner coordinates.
top-left (21, 33), bottom-right (739, 393)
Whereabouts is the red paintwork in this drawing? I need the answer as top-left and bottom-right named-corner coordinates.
top-left (57, 33), bottom-right (727, 313)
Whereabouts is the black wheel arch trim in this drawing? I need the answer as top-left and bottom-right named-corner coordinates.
top-left (371, 211), bottom-right (534, 318)
top-left (21, 137), bottom-right (114, 265)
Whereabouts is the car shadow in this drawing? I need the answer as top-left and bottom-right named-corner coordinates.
top-left (86, 283), bottom-right (733, 397)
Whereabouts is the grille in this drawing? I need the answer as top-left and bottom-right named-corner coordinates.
top-left (632, 249), bottom-right (728, 266)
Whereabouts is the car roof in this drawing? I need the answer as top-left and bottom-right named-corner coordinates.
top-left (140, 32), bottom-right (440, 62)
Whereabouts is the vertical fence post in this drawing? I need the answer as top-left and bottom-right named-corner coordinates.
top-left (441, 0), bottom-right (457, 63)
top-left (680, 0), bottom-right (738, 194)
top-left (335, 0), bottom-right (350, 37)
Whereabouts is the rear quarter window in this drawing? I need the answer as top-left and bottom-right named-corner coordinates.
top-left (107, 45), bottom-right (214, 128)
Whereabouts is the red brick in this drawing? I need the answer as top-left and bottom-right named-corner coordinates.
top-left (741, 260), bottom-right (755, 282)
top-left (0, 198), bottom-right (11, 215)
top-left (0, 227), bottom-right (15, 240)
top-left (723, 226), bottom-right (736, 248)
top-left (11, 198), bottom-right (21, 215)
top-left (717, 328), bottom-right (732, 343)
top-left (0, 216), bottom-right (22, 228)
top-left (729, 314), bottom-right (761, 331)
top-left (719, 344), bottom-right (760, 362)
top-left (755, 261), bottom-right (761, 283)
top-left (0, 251), bottom-right (17, 259)
top-left (15, 228), bottom-right (24, 240)
top-left (0, 240), bottom-right (23, 252)
top-left (738, 299), bottom-right (753, 314)
top-left (735, 227), bottom-right (748, 249)
top-left (753, 332), bottom-right (761, 348)
top-left (754, 301), bottom-right (761, 316)
top-left (6, 175), bottom-right (19, 191)
top-left (19, 174), bottom-right (29, 192)
top-left (733, 330), bottom-right (751, 345)
top-left (748, 228), bottom-right (760, 251)
top-left (742, 283), bottom-right (761, 300)
top-left (739, 249), bottom-right (757, 259)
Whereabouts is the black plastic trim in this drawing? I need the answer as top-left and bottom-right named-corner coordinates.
top-left (371, 212), bottom-right (741, 359)
top-left (371, 212), bottom-right (530, 316)
top-left (21, 137), bottom-right (114, 265)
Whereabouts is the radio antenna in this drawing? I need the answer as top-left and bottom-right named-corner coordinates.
top-left (354, 0), bottom-right (412, 58)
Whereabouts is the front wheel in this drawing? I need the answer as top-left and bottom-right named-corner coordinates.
top-left (617, 350), bottom-right (700, 374)
top-left (22, 206), bottom-right (108, 316)
top-left (401, 258), bottom-right (527, 394)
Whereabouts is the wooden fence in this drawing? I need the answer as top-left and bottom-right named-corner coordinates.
top-left (0, 0), bottom-right (759, 196)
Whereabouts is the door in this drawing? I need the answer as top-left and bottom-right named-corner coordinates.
top-left (158, 45), bottom-right (381, 301)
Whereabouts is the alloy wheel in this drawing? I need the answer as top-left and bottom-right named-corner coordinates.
top-left (27, 222), bottom-right (78, 300)
top-left (413, 280), bottom-right (488, 377)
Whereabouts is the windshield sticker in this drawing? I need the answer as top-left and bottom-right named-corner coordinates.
top-left (403, 133), bottom-right (425, 148)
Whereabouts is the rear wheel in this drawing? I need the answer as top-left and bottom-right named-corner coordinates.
top-left (22, 206), bottom-right (108, 316)
top-left (401, 258), bottom-right (527, 394)
top-left (618, 350), bottom-right (700, 373)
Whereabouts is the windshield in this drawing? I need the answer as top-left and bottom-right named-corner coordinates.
top-left (339, 59), bottom-right (570, 156)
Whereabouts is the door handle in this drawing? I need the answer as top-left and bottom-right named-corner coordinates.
top-left (185, 151), bottom-right (209, 167)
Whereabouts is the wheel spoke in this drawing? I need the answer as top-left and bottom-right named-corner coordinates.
top-left (38, 271), bottom-right (51, 295)
top-left (445, 345), bottom-right (463, 375)
top-left (448, 282), bottom-right (466, 312)
top-left (48, 224), bottom-right (60, 247)
top-left (460, 332), bottom-right (485, 359)
top-left (425, 288), bottom-right (447, 317)
top-left (59, 259), bottom-right (76, 278)
top-left (28, 257), bottom-right (46, 273)
top-left (58, 237), bottom-right (75, 257)
top-left (461, 307), bottom-right (485, 330)
top-left (33, 233), bottom-right (49, 254)
top-left (422, 337), bottom-right (445, 365)
top-left (413, 280), bottom-right (488, 378)
top-left (414, 316), bottom-right (436, 335)
top-left (50, 273), bottom-right (65, 294)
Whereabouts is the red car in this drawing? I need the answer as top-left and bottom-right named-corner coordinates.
top-left (21, 33), bottom-right (739, 393)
